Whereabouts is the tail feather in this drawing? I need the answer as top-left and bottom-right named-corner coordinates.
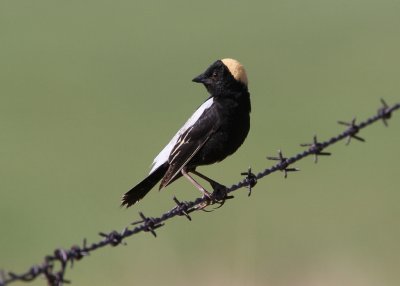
top-left (121, 162), bottom-right (168, 208)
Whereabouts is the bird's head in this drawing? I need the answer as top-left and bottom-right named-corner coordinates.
top-left (192, 58), bottom-right (248, 96)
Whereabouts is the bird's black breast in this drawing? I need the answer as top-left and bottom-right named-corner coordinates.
top-left (188, 92), bottom-right (251, 167)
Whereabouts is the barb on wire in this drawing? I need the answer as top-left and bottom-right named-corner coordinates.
top-left (267, 150), bottom-right (300, 178)
top-left (172, 197), bottom-right (192, 221)
top-left (1, 100), bottom-right (399, 286)
top-left (338, 117), bottom-right (365, 145)
top-left (378, 98), bottom-right (391, 126)
top-left (241, 167), bottom-right (257, 196)
top-left (300, 135), bottom-right (331, 163)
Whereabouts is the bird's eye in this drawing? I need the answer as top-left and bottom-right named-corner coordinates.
top-left (211, 71), bottom-right (218, 79)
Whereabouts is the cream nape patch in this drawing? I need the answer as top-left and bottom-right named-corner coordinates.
top-left (221, 58), bottom-right (248, 85)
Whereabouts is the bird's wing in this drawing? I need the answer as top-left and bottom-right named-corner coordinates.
top-left (149, 97), bottom-right (214, 174)
top-left (159, 105), bottom-right (220, 189)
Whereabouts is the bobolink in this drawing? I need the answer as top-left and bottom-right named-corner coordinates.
top-left (121, 58), bottom-right (251, 207)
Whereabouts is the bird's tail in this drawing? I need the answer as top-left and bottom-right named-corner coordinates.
top-left (121, 162), bottom-right (168, 208)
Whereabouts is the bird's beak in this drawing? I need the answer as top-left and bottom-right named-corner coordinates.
top-left (192, 73), bottom-right (207, 84)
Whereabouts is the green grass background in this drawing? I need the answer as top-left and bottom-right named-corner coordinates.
top-left (1, 1), bottom-right (400, 285)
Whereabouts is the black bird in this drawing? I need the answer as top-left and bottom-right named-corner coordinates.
top-left (121, 58), bottom-right (251, 207)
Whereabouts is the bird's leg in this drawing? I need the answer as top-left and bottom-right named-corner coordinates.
top-left (191, 170), bottom-right (232, 208)
top-left (181, 168), bottom-right (213, 210)
top-left (191, 170), bottom-right (226, 193)
top-left (181, 168), bottom-right (212, 199)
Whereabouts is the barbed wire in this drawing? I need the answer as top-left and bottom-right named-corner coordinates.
top-left (1, 99), bottom-right (399, 286)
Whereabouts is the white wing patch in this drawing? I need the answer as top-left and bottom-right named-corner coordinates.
top-left (149, 97), bottom-right (214, 174)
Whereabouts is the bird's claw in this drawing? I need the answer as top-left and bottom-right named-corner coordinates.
top-left (196, 192), bottom-right (213, 210)
top-left (196, 185), bottom-right (234, 211)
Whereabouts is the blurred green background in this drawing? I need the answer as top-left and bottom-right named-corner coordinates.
top-left (1, 0), bottom-right (400, 285)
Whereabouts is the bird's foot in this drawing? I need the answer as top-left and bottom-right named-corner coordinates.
top-left (196, 190), bottom-right (213, 210)
top-left (210, 184), bottom-right (234, 209)
top-left (196, 184), bottom-right (234, 211)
